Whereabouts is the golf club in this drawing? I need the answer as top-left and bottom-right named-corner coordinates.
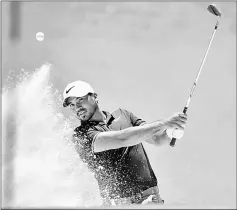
top-left (170, 4), bottom-right (222, 147)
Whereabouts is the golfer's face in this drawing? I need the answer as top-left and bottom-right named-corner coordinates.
top-left (67, 95), bottom-right (96, 121)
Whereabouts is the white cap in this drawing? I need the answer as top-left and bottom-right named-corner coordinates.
top-left (63, 80), bottom-right (95, 107)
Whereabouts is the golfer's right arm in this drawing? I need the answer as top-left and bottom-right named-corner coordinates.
top-left (93, 112), bottom-right (187, 153)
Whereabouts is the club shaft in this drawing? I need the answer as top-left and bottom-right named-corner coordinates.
top-left (185, 20), bottom-right (219, 108)
top-left (170, 20), bottom-right (219, 147)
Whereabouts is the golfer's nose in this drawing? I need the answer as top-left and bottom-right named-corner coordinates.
top-left (75, 106), bottom-right (82, 112)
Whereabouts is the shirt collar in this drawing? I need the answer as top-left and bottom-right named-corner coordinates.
top-left (102, 111), bottom-right (115, 125)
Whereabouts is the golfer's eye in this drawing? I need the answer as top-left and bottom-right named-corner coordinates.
top-left (69, 104), bottom-right (75, 109)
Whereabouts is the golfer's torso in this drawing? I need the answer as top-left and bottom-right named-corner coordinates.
top-left (75, 109), bottom-right (157, 198)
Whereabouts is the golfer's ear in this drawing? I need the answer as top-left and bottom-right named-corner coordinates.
top-left (93, 93), bottom-right (98, 104)
top-left (93, 93), bottom-right (98, 99)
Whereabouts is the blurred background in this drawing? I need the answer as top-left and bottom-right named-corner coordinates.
top-left (2, 1), bottom-right (236, 208)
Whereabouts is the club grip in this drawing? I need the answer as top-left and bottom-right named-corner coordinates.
top-left (169, 107), bottom-right (188, 147)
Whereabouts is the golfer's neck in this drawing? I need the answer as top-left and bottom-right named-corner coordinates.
top-left (90, 107), bottom-right (106, 123)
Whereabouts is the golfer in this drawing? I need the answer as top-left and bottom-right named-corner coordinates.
top-left (63, 80), bottom-right (187, 206)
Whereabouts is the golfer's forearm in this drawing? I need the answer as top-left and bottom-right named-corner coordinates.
top-left (146, 130), bottom-right (171, 146)
top-left (94, 120), bottom-right (166, 152)
top-left (120, 121), bottom-right (166, 145)
top-left (140, 122), bottom-right (170, 146)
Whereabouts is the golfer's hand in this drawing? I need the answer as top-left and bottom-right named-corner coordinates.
top-left (163, 112), bottom-right (187, 131)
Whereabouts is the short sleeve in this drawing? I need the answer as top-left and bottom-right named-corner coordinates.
top-left (87, 128), bottom-right (101, 153)
top-left (87, 128), bottom-right (100, 143)
top-left (122, 109), bottom-right (146, 126)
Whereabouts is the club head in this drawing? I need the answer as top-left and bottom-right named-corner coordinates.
top-left (207, 4), bottom-right (221, 17)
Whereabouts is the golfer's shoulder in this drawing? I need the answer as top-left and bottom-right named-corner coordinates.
top-left (73, 125), bottom-right (86, 139)
top-left (74, 123), bottom-right (86, 132)
top-left (112, 108), bottom-right (132, 117)
top-left (73, 124), bottom-right (97, 146)
top-left (73, 125), bottom-right (83, 135)
top-left (73, 122), bottom-right (95, 136)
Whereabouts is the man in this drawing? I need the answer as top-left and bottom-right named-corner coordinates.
top-left (63, 80), bottom-right (187, 206)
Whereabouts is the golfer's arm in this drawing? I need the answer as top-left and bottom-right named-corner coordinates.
top-left (93, 121), bottom-right (166, 153)
top-left (138, 122), bottom-right (170, 146)
top-left (145, 129), bottom-right (171, 146)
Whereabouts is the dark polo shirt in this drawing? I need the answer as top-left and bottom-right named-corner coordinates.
top-left (72, 108), bottom-right (157, 199)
